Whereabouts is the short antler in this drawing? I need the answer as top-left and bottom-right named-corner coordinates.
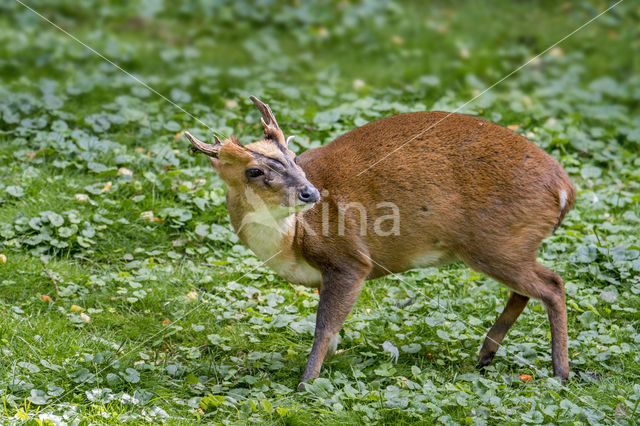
top-left (249, 96), bottom-right (287, 147)
top-left (185, 131), bottom-right (222, 157)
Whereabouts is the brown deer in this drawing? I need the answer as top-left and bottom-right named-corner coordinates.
top-left (185, 96), bottom-right (576, 388)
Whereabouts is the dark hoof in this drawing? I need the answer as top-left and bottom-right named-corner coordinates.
top-left (476, 352), bottom-right (495, 370)
top-left (297, 382), bottom-right (307, 392)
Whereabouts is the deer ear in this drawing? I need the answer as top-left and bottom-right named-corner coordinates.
top-left (218, 137), bottom-right (253, 164)
top-left (249, 96), bottom-right (288, 147)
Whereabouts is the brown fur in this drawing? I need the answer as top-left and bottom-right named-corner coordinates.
top-left (188, 102), bottom-right (576, 387)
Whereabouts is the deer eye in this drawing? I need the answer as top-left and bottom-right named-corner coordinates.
top-left (246, 168), bottom-right (264, 178)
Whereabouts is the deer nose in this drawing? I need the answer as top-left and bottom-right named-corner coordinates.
top-left (298, 185), bottom-right (320, 203)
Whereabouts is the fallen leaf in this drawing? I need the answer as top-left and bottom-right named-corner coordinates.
top-left (101, 181), bottom-right (113, 192)
top-left (70, 304), bottom-right (86, 313)
top-left (391, 35), bottom-right (404, 45)
top-left (0, 254), bottom-right (6, 264)
top-left (550, 47), bottom-right (564, 58)
top-left (397, 377), bottom-right (408, 387)
top-left (141, 211), bottom-right (155, 221)
top-left (41, 294), bottom-right (53, 303)
top-left (118, 168), bottom-right (133, 177)
top-left (186, 291), bottom-right (198, 301)
top-left (520, 374), bottom-right (533, 382)
top-left (80, 312), bottom-right (91, 323)
top-left (75, 194), bottom-right (90, 203)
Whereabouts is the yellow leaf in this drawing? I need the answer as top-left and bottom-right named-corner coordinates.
top-left (70, 304), bottom-right (85, 313)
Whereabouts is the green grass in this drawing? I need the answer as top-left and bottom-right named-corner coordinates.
top-left (1, 0), bottom-right (640, 424)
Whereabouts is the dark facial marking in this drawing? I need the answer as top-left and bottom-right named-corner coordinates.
top-left (245, 148), bottom-right (309, 194)
top-left (246, 149), bottom-right (298, 176)
top-left (271, 139), bottom-right (288, 155)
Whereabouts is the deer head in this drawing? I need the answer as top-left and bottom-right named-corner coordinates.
top-left (186, 97), bottom-right (320, 221)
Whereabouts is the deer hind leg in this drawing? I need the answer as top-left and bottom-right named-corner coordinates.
top-left (458, 249), bottom-right (569, 380)
top-left (477, 292), bottom-right (529, 369)
top-left (533, 263), bottom-right (569, 380)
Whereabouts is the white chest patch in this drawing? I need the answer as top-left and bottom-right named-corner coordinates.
top-left (269, 256), bottom-right (323, 288)
top-left (240, 214), bottom-right (322, 288)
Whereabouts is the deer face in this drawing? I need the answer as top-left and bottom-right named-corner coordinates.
top-left (185, 97), bottom-right (320, 220)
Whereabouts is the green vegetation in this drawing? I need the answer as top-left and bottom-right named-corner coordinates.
top-left (1, 0), bottom-right (639, 424)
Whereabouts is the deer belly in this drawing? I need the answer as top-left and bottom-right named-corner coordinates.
top-left (411, 250), bottom-right (449, 269)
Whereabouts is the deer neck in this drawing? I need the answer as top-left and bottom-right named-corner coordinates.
top-left (237, 210), bottom-right (298, 262)
top-left (225, 189), bottom-right (322, 287)
top-left (226, 189), bottom-right (295, 256)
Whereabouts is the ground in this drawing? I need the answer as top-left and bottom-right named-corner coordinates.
top-left (0, 0), bottom-right (639, 424)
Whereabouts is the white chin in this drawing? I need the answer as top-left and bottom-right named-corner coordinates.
top-left (293, 202), bottom-right (315, 213)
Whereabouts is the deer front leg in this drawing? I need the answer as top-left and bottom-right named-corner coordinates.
top-left (299, 268), bottom-right (367, 388)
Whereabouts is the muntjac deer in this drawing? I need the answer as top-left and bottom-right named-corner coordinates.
top-left (185, 96), bottom-right (576, 388)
